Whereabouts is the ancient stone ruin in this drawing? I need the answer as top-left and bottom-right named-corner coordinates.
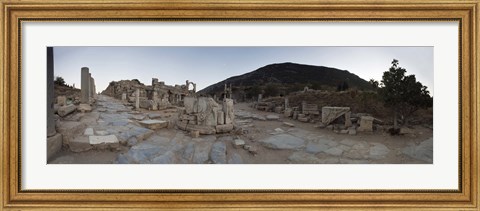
top-left (176, 94), bottom-right (235, 135)
top-left (102, 78), bottom-right (196, 111)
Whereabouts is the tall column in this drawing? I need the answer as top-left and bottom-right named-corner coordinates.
top-left (88, 73), bottom-right (92, 100)
top-left (135, 88), bottom-right (140, 109)
top-left (81, 67), bottom-right (90, 103)
top-left (90, 76), bottom-right (94, 98)
top-left (47, 47), bottom-right (56, 137)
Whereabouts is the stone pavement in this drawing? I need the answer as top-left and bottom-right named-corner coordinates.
top-left (51, 97), bottom-right (433, 164)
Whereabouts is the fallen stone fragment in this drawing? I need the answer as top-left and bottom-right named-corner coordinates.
top-left (357, 116), bottom-right (374, 132)
top-left (56, 121), bottom-right (86, 145)
top-left (89, 135), bottom-right (119, 145)
top-left (47, 133), bottom-right (62, 161)
top-left (83, 128), bottom-right (94, 136)
top-left (266, 114), bottom-right (280, 120)
top-left (69, 136), bottom-right (93, 152)
top-left (191, 130), bottom-right (200, 138)
top-left (58, 104), bottom-right (77, 117)
top-left (215, 123), bottom-right (233, 133)
top-left (148, 113), bottom-right (163, 119)
top-left (283, 122), bottom-right (295, 127)
top-left (77, 103), bottom-right (92, 113)
top-left (233, 139), bottom-right (246, 148)
top-left (139, 119), bottom-right (168, 130)
top-left (95, 130), bottom-right (109, 136)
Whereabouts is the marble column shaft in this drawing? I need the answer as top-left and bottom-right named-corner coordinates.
top-left (47, 47), bottom-right (56, 137)
top-left (81, 67), bottom-right (90, 103)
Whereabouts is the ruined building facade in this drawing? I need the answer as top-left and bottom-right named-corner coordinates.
top-left (102, 78), bottom-right (196, 110)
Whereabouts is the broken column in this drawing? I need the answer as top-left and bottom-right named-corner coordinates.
top-left (47, 47), bottom-right (62, 161)
top-left (90, 77), bottom-right (95, 97)
top-left (135, 88), bottom-right (140, 109)
top-left (345, 111), bottom-right (352, 127)
top-left (285, 97), bottom-right (289, 109)
top-left (88, 73), bottom-right (92, 100)
top-left (122, 92), bottom-right (127, 101)
top-left (223, 98), bottom-right (234, 124)
top-left (80, 67), bottom-right (89, 103)
top-left (258, 94), bottom-right (262, 102)
top-left (47, 47), bottom-right (56, 137)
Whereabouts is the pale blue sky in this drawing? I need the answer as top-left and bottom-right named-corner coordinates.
top-left (53, 46), bottom-right (433, 95)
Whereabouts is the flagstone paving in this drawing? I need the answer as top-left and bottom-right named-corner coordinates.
top-left (50, 95), bottom-right (433, 164)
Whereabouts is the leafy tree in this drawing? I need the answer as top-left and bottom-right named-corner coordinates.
top-left (369, 78), bottom-right (379, 89)
top-left (380, 59), bottom-right (433, 130)
top-left (54, 76), bottom-right (66, 86)
top-left (264, 83), bottom-right (280, 97)
top-left (336, 81), bottom-right (349, 91)
top-left (246, 85), bottom-right (262, 99)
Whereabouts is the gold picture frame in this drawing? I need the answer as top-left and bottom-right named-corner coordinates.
top-left (1, 0), bottom-right (478, 210)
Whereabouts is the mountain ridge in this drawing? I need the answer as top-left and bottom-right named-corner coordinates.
top-left (199, 62), bottom-right (372, 96)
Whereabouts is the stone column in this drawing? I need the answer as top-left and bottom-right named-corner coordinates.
top-left (80, 67), bottom-right (90, 103)
top-left (285, 97), bottom-right (289, 109)
top-left (345, 111), bottom-right (352, 127)
top-left (135, 88), bottom-right (140, 109)
top-left (46, 47), bottom-right (56, 137)
top-left (258, 94), bottom-right (262, 102)
top-left (81, 67), bottom-right (89, 103)
top-left (88, 73), bottom-right (92, 100)
top-left (122, 92), bottom-right (127, 101)
top-left (91, 77), bottom-right (95, 96)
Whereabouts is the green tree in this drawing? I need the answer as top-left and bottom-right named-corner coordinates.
top-left (369, 78), bottom-right (379, 89)
top-left (54, 76), bottom-right (66, 86)
top-left (246, 85), bottom-right (262, 100)
top-left (264, 83), bottom-right (279, 97)
top-left (380, 59), bottom-right (433, 130)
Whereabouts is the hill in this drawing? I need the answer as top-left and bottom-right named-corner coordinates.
top-left (198, 62), bottom-right (372, 99)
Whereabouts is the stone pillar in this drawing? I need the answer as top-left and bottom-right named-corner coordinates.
top-left (47, 47), bottom-right (56, 137)
top-left (258, 94), bottom-right (262, 102)
top-left (81, 67), bottom-right (89, 103)
top-left (90, 77), bottom-right (95, 97)
top-left (223, 99), bottom-right (234, 124)
top-left (88, 73), bottom-right (92, 100)
top-left (345, 111), bottom-right (352, 127)
top-left (122, 92), bottom-right (127, 101)
top-left (285, 97), bottom-right (289, 109)
top-left (135, 88), bottom-right (140, 109)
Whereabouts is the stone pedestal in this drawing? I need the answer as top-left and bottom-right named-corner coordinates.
top-left (46, 47), bottom-right (56, 137)
top-left (217, 111), bottom-right (225, 125)
top-left (135, 88), bottom-right (140, 109)
top-left (81, 67), bottom-right (90, 103)
top-left (223, 99), bottom-right (234, 124)
top-left (345, 111), bottom-right (352, 127)
top-left (357, 116), bottom-right (374, 132)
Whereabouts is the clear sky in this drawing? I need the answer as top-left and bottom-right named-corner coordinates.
top-left (53, 46), bottom-right (433, 96)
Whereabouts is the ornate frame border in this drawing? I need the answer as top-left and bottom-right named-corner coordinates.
top-left (1, 0), bottom-right (478, 210)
